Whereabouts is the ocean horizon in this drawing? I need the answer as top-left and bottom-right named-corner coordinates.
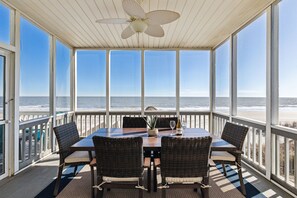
top-left (0, 96), bottom-right (296, 111)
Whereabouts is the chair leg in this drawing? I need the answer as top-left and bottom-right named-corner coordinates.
top-left (202, 177), bottom-right (209, 198)
top-left (147, 162), bottom-right (151, 192)
top-left (96, 189), bottom-right (104, 198)
top-left (139, 178), bottom-right (143, 198)
top-left (73, 165), bottom-right (78, 176)
top-left (153, 164), bottom-right (157, 192)
top-left (237, 163), bottom-right (246, 196)
top-left (90, 165), bottom-right (95, 198)
top-left (53, 164), bottom-right (64, 197)
top-left (96, 177), bottom-right (104, 198)
top-left (222, 162), bottom-right (227, 176)
top-left (162, 188), bottom-right (166, 198)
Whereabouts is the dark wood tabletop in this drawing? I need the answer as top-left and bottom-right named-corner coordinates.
top-left (71, 128), bottom-right (237, 152)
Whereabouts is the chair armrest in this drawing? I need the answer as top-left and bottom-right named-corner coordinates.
top-left (90, 158), bottom-right (96, 166)
top-left (79, 136), bottom-right (86, 140)
top-left (154, 158), bottom-right (160, 167)
top-left (232, 150), bottom-right (243, 154)
top-left (209, 159), bottom-right (216, 167)
top-left (143, 157), bottom-right (151, 168)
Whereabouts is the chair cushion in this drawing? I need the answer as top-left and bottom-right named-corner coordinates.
top-left (102, 176), bottom-right (139, 182)
top-left (209, 159), bottom-right (216, 167)
top-left (65, 151), bottom-right (90, 163)
top-left (165, 177), bottom-right (203, 184)
top-left (211, 151), bottom-right (236, 162)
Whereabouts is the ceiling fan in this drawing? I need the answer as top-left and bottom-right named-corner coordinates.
top-left (96, 0), bottom-right (180, 39)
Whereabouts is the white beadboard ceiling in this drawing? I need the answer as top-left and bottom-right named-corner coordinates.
top-left (4, 0), bottom-right (275, 48)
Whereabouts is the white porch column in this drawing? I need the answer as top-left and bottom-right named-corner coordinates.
top-left (141, 49), bottom-right (145, 116)
top-left (230, 35), bottom-right (237, 120)
top-left (209, 50), bottom-right (215, 132)
top-left (49, 36), bottom-right (56, 151)
top-left (12, 10), bottom-right (21, 174)
top-left (176, 50), bottom-right (180, 116)
top-left (70, 48), bottom-right (77, 112)
top-left (265, 4), bottom-right (279, 180)
top-left (106, 50), bottom-right (110, 127)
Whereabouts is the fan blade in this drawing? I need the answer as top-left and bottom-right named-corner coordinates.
top-left (122, 0), bottom-right (145, 18)
top-left (144, 24), bottom-right (164, 37)
top-left (121, 25), bottom-right (135, 39)
top-left (146, 10), bottom-right (180, 25)
top-left (96, 18), bottom-right (130, 24)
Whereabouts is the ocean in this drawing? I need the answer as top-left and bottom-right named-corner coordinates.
top-left (0, 96), bottom-right (296, 111)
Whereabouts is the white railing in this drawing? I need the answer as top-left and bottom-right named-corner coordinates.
top-left (231, 117), bottom-right (266, 173)
top-left (212, 112), bottom-right (266, 172)
top-left (19, 111), bottom-right (49, 122)
top-left (271, 126), bottom-right (297, 192)
top-left (75, 111), bottom-right (210, 137)
top-left (18, 111), bottom-right (75, 169)
top-left (56, 111), bottom-right (75, 126)
top-left (213, 111), bottom-right (297, 194)
top-left (212, 112), bottom-right (230, 137)
top-left (19, 116), bottom-right (53, 169)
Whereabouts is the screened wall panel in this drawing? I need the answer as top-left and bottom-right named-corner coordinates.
top-left (76, 50), bottom-right (106, 110)
top-left (55, 40), bottom-right (71, 112)
top-left (215, 41), bottom-right (230, 113)
top-left (20, 17), bottom-right (50, 115)
top-left (180, 51), bottom-right (210, 111)
top-left (110, 50), bottom-right (141, 111)
top-left (236, 14), bottom-right (267, 122)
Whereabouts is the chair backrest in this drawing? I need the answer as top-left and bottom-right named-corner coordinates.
top-left (122, 116), bottom-right (147, 128)
top-left (221, 122), bottom-right (249, 151)
top-left (160, 136), bottom-right (212, 178)
top-left (156, 117), bottom-right (178, 129)
top-left (53, 122), bottom-right (80, 159)
top-left (93, 136), bottom-right (144, 178)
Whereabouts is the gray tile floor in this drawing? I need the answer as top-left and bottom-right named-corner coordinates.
top-left (0, 154), bottom-right (294, 198)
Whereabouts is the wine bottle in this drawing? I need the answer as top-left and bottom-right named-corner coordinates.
top-left (176, 117), bottom-right (183, 135)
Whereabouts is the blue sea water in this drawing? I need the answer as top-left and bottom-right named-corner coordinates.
top-left (0, 96), bottom-right (295, 111)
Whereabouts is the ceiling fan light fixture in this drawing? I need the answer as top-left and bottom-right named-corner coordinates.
top-left (131, 19), bottom-right (148, 33)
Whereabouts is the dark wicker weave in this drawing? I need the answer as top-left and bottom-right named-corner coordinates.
top-left (122, 116), bottom-right (152, 192)
top-left (221, 122), bottom-right (248, 152)
top-left (54, 122), bottom-right (80, 160)
top-left (92, 136), bottom-right (144, 198)
top-left (53, 122), bottom-right (92, 197)
top-left (122, 117), bottom-right (147, 128)
top-left (212, 122), bottom-right (249, 196)
top-left (160, 136), bottom-right (212, 198)
top-left (156, 117), bottom-right (178, 129)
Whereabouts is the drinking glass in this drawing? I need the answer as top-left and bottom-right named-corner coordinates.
top-left (169, 120), bottom-right (176, 135)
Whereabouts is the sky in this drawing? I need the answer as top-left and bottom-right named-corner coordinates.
top-left (0, 0), bottom-right (297, 98)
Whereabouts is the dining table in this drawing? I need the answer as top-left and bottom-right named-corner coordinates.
top-left (70, 128), bottom-right (237, 152)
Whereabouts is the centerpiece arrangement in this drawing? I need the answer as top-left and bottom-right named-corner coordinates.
top-left (143, 115), bottom-right (158, 137)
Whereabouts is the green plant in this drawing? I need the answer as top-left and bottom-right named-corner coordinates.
top-left (143, 115), bottom-right (158, 130)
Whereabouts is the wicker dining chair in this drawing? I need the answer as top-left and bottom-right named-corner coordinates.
top-left (122, 116), bottom-right (147, 128)
top-left (155, 117), bottom-right (178, 129)
top-left (149, 117), bottom-right (178, 192)
top-left (122, 116), bottom-right (152, 191)
top-left (159, 136), bottom-right (212, 198)
top-left (92, 136), bottom-right (147, 198)
top-left (211, 122), bottom-right (249, 195)
top-left (53, 122), bottom-right (93, 197)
